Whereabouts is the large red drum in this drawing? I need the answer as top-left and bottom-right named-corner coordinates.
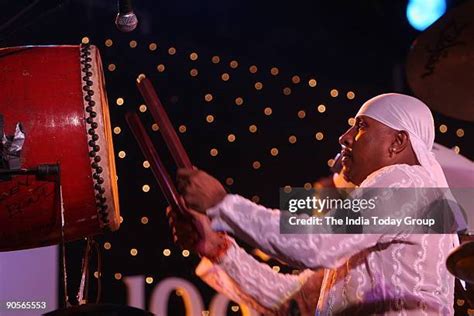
top-left (0, 45), bottom-right (120, 251)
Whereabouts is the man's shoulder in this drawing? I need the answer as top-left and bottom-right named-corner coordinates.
top-left (360, 164), bottom-right (436, 188)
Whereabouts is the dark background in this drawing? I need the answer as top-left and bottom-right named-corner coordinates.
top-left (1, 0), bottom-right (472, 315)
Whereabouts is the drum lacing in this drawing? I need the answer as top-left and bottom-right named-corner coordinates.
top-left (80, 44), bottom-right (109, 227)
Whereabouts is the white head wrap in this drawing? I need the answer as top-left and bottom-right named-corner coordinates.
top-left (356, 93), bottom-right (467, 232)
top-left (355, 93), bottom-right (449, 188)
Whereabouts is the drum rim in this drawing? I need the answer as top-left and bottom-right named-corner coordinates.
top-left (80, 44), bottom-right (120, 232)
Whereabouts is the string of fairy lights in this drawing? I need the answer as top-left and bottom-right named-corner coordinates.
top-left (79, 35), bottom-right (468, 313)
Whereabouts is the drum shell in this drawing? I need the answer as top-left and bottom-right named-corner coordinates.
top-left (0, 45), bottom-right (120, 251)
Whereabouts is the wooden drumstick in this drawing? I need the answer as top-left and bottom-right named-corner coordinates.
top-left (136, 74), bottom-right (192, 169)
top-left (131, 78), bottom-right (230, 257)
top-left (125, 112), bottom-right (189, 218)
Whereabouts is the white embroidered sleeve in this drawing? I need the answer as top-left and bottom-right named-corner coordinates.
top-left (196, 237), bottom-right (313, 311)
top-left (207, 194), bottom-right (383, 269)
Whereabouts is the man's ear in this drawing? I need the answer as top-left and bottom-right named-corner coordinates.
top-left (390, 131), bottom-right (410, 154)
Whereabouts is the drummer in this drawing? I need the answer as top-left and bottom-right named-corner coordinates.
top-left (174, 93), bottom-right (461, 315)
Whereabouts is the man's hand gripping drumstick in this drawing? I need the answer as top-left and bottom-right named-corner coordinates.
top-left (126, 75), bottom-right (229, 261)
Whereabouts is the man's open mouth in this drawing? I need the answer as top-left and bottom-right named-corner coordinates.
top-left (340, 148), bottom-right (352, 166)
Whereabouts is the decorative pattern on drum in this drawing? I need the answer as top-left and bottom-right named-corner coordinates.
top-left (0, 45), bottom-right (120, 251)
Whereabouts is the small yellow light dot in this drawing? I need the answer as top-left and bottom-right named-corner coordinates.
top-left (317, 104), bottom-right (326, 113)
top-left (249, 124), bottom-right (257, 133)
top-left (116, 98), bottom-right (124, 106)
top-left (94, 271), bottom-right (100, 278)
top-left (235, 97), bottom-right (244, 106)
top-left (81, 37), bottom-right (90, 44)
top-left (221, 73), bottom-right (230, 81)
top-left (108, 64), bottom-right (116, 72)
top-left (141, 217), bottom-right (149, 224)
top-left (168, 47), bottom-right (176, 55)
top-left (270, 148), bottom-right (279, 156)
top-left (254, 82), bottom-right (263, 90)
top-left (454, 146), bottom-right (460, 154)
top-left (118, 151), bottom-right (126, 158)
top-left (190, 68), bottom-right (198, 77)
top-left (456, 128), bottom-right (464, 137)
top-left (142, 184), bottom-right (150, 192)
top-left (252, 161), bottom-right (261, 169)
top-left (346, 91), bottom-right (355, 100)
top-left (104, 242), bottom-right (111, 250)
top-left (272, 266), bottom-right (281, 272)
top-left (439, 124), bottom-right (448, 133)
top-left (225, 177), bottom-right (234, 185)
top-left (182, 250), bottom-right (190, 257)
top-left (157, 64), bottom-right (165, 72)
top-left (283, 87), bottom-right (292, 95)
top-left (204, 93), bottom-right (213, 102)
top-left (176, 289), bottom-right (184, 296)
top-left (178, 125), bottom-right (187, 133)
top-left (211, 55), bottom-right (220, 64)
top-left (270, 67), bottom-right (279, 75)
top-left (251, 195), bottom-right (260, 203)
top-left (298, 110), bottom-right (306, 119)
top-left (227, 134), bottom-right (236, 142)
top-left (148, 43), bottom-right (157, 51)
top-left (130, 248), bottom-right (138, 256)
top-left (105, 39), bottom-right (113, 47)
top-left (249, 65), bottom-right (258, 73)
top-left (120, 216), bottom-right (124, 224)
top-left (129, 40), bottom-right (137, 48)
top-left (327, 159), bottom-right (335, 167)
top-left (264, 107), bottom-right (272, 116)
top-left (210, 148), bottom-right (218, 157)
top-left (308, 79), bottom-right (317, 87)
top-left (292, 75), bottom-right (301, 84)
top-left (330, 89), bottom-right (339, 97)
top-left (113, 127), bottom-right (121, 135)
top-left (231, 305), bottom-right (239, 312)
top-left (151, 123), bottom-right (159, 131)
top-left (284, 185), bottom-right (292, 193)
top-left (114, 273), bottom-right (122, 280)
top-left (304, 182), bottom-right (312, 190)
top-left (206, 115), bottom-right (214, 123)
top-left (348, 117), bottom-right (356, 126)
top-left (289, 135), bottom-right (297, 144)
top-left (189, 52), bottom-right (198, 61)
top-left (139, 104), bottom-right (147, 112)
top-left (163, 249), bottom-right (171, 256)
top-left (230, 60), bottom-right (239, 69)
top-left (146, 277), bottom-right (154, 284)
top-left (315, 132), bottom-right (324, 140)
top-left (143, 160), bottom-right (150, 168)
top-left (457, 299), bottom-right (465, 306)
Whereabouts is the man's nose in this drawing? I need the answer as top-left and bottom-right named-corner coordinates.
top-left (339, 127), bottom-right (354, 147)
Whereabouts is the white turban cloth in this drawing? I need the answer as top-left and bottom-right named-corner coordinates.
top-left (356, 93), bottom-right (467, 232)
top-left (356, 93), bottom-right (448, 187)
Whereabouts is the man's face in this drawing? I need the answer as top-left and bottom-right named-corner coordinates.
top-left (338, 115), bottom-right (396, 185)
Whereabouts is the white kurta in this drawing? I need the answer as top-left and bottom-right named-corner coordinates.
top-left (203, 164), bottom-right (458, 315)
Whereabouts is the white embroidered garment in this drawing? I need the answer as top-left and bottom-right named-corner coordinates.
top-left (206, 164), bottom-right (458, 315)
top-left (196, 238), bottom-right (313, 313)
